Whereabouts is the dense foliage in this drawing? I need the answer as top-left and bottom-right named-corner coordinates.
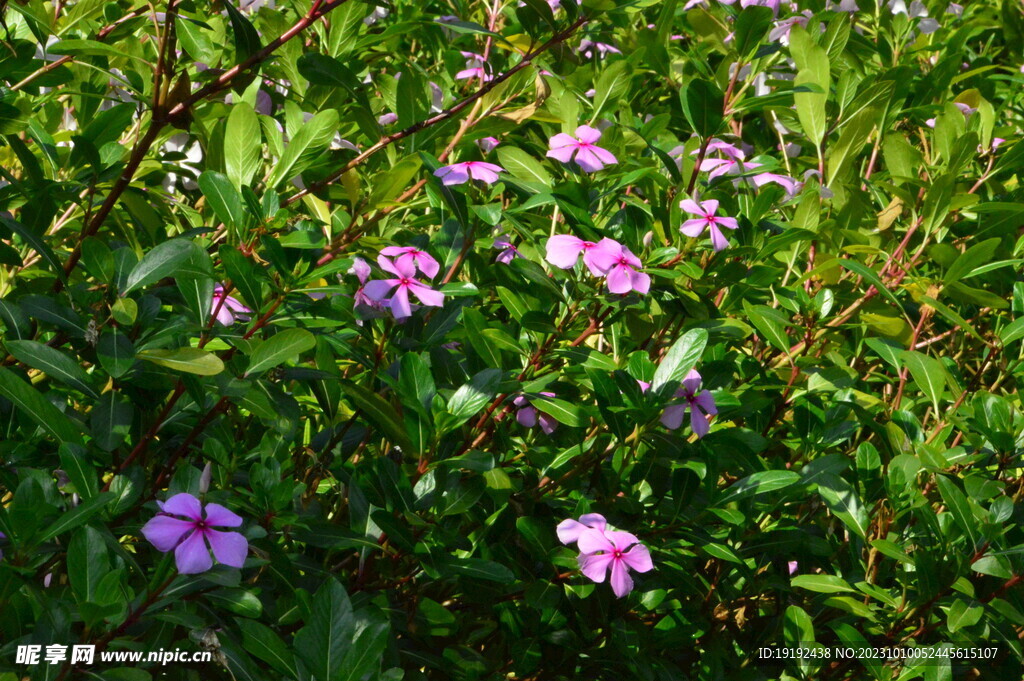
top-left (1, 0), bottom-right (1024, 679)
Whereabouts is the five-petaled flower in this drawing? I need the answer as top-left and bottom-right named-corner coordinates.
top-left (587, 238), bottom-right (650, 295)
top-left (514, 392), bottom-right (558, 434)
top-left (380, 246), bottom-right (440, 279)
top-left (547, 125), bottom-right (618, 173)
top-left (141, 493), bottom-right (248, 574)
top-left (659, 369), bottom-right (718, 437)
top-left (557, 513), bottom-right (654, 597)
top-left (680, 198), bottom-right (739, 251)
top-left (493, 233), bottom-right (522, 264)
top-left (434, 161), bottom-right (505, 186)
top-left (364, 255), bottom-right (445, 319)
top-left (212, 285), bottom-right (253, 326)
top-left (545, 234), bottom-right (614, 276)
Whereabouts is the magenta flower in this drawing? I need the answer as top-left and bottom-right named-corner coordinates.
top-left (363, 255), bottom-right (445, 319)
top-left (477, 136), bottom-right (501, 154)
top-left (493, 234), bottom-right (522, 264)
top-left (434, 161), bottom-right (505, 186)
top-left (513, 392), bottom-right (558, 434)
top-left (380, 246), bottom-right (440, 279)
top-left (680, 198), bottom-right (739, 251)
top-left (456, 51), bottom-right (492, 82)
top-left (579, 39), bottom-right (622, 59)
top-left (546, 125), bottom-right (618, 173)
top-left (587, 238), bottom-right (650, 295)
top-left (557, 513), bottom-right (608, 544)
top-left (212, 285), bottom-right (252, 326)
top-left (573, 524), bottom-right (654, 598)
top-left (659, 369), bottom-right (718, 437)
top-left (140, 493), bottom-right (248, 574)
top-left (545, 234), bottom-right (614, 276)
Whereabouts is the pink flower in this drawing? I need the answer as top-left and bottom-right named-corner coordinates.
top-left (377, 112), bottom-right (398, 126)
top-left (456, 51), bottom-right (492, 82)
top-left (477, 136), bottom-right (501, 154)
top-left (572, 523), bottom-right (654, 598)
top-left (434, 161), bottom-right (505, 186)
top-left (363, 256), bottom-right (445, 319)
top-left (788, 560), bottom-right (799, 575)
top-left (586, 238), bottom-right (650, 295)
top-left (547, 125), bottom-right (618, 173)
top-left (212, 285), bottom-right (252, 326)
top-left (141, 493), bottom-right (248, 574)
top-left (659, 369), bottom-right (718, 437)
top-left (579, 39), bottom-right (622, 59)
top-left (557, 513), bottom-right (608, 544)
top-left (769, 11), bottom-right (813, 45)
top-left (513, 392), bottom-right (558, 434)
top-left (379, 246), bottom-right (440, 279)
top-left (680, 198), bottom-right (739, 251)
top-left (493, 234), bottom-right (522, 264)
top-left (545, 234), bottom-right (615, 276)
top-left (925, 101), bottom-right (975, 128)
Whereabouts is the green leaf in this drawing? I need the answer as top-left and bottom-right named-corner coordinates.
top-left (237, 620), bottom-right (297, 676)
top-left (680, 79), bottom-right (724, 138)
top-left (651, 328), bottom-right (708, 397)
top-left (446, 369), bottom-right (502, 426)
top-left (5, 340), bottom-right (98, 398)
top-left (68, 526), bottom-right (109, 603)
top-left (742, 302), bottom-right (791, 354)
top-left (0, 366), bottom-right (81, 443)
top-left (244, 329), bottom-right (316, 376)
top-left (398, 353), bottom-right (435, 414)
top-left (591, 60), bottom-right (631, 122)
top-left (900, 350), bottom-right (946, 413)
top-left (294, 580), bottom-right (355, 681)
top-left (198, 171), bottom-right (245, 233)
top-left (266, 109), bottom-right (340, 188)
top-left (0, 215), bottom-right (66, 283)
top-left (935, 475), bottom-right (979, 549)
top-left (59, 443), bottom-right (99, 500)
top-left (946, 599), bottom-right (983, 633)
top-left (225, 102), bottom-right (262, 190)
top-left (90, 392), bottom-right (132, 452)
top-left (817, 473), bottom-right (869, 540)
top-left (733, 6), bottom-right (774, 59)
top-left (716, 470), bottom-right (800, 506)
top-left (223, 1), bottom-right (262, 61)
top-left (791, 574), bottom-right (858, 594)
top-left (37, 492), bottom-right (113, 542)
top-left (445, 557), bottom-right (515, 583)
top-left (497, 146), bottom-right (552, 187)
top-left (944, 237), bottom-right (1000, 285)
top-left (122, 239), bottom-right (194, 293)
top-left (338, 618), bottom-right (389, 681)
top-left (138, 348), bottom-right (225, 376)
top-left (339, 379), bottom-right (413, 453)
top-left (533, 396), bottom-right (586, 427)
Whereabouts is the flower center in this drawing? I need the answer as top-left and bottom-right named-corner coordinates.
top-left (195, 520), bottom-right (207, 530)
top-left (612, 548), bottom-right (623, 559)
top-left (399, 277), bottom-right (412, 286)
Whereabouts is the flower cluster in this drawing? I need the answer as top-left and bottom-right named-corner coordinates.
top-left (545, 236), bottom-right (649, 295)
top-left (557, 514), bottom-right (653, 597)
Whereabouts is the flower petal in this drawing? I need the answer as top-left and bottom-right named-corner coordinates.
top-left (389, 286), bottom-right (412, 319)
top-left (205, 530), bottom-right (248, 568)
top-left (577, 527), bottom-right (614, 555)
top-left (605, 266), bottom-right (633, 294)
top-left (690, 408), bottom-right (711, 437)
top-left (573, 147), bottom-right (604, 173)
top-left (174, 529), bottom-right (213, 574)
top-left (660, 404), bottom-right (686, 430)
top-left (204, 503), bottom-right (243, 528)
top-left (575, 125), bottom-right (603, 144)
top-left (408, 281), bottom-right (445, 308)
top-left (363, 280), bottom-right (396, 301)
top-left (545, 235), bottom-right (585, 269)
top-left (679, 219), bottom-right (707, 237)
top-left (517, 405), bottom-right (538, 428)
top-left (161, 493), bottom-right (203, 521)
top-left (141, 516), bottom-right (195, 552)
top-left (578, 551), bottom-right (614, 584)
top-left (622, 544), bottom-right (654, 573)
top-left (609, 558), bottom-right (634, 597)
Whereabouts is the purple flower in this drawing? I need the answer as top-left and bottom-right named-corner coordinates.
top-left (456, 51), bottom-right (492, 82)
top-left (493, 234), bottom-right (522, 264)
top-left (573, 524), bottom-right (654, 597)
top-left (0, 530), bottom-right (5, 561)
top-left (925, 101), bottom-right (975, 128)
top-left (587, 238), bottom-right (651, 295)
top-left (378, 112), bottom-right (398, 126)
top-left (557, 513), bottom-right (608, 545)
top-left (788, 560), bottom-right (799, 575)
top-left (141, 493), bottom-right (248, 574)
top-left (659, 369), bottom-right (717, 437)
top-left (579, 39), bottom-right (622, 59)
top-left (769, 11), bottom-right (813, 45)
top-left (546, 125), bottom-right (618, 173)
top-left (363, 256), bottom-right (445, 319)
top-left (433, 161), bottom-right (505, 186)
top-left (212, 285), bottom-right (253, 326)
top-left (680, 198), bottom-right (739, 251)
top-left (513, 392), bottom-right (558, 434)
top-left (476, 136), bottom-right (501, 154)
top-left (380, 246), bottom-right (440, 279)
top-left (545, 234), bottom-right (614, 276)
